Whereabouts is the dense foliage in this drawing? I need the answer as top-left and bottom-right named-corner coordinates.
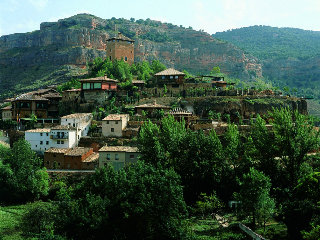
top-left (88, 57), bottom-right (166, 83)
top-left (22, 163), bottom-right (190, 240)
top-left (0, 139), bottom-right (49, 202)
top-left (213, 26), bottom-right (320, 60)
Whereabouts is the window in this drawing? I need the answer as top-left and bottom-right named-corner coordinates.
top-left (115, 154), bottom-right (119, 160)
top-left (115, 121), bottom-right (118, 124)
top-left (130, 154), bottom-right (134, 159)
top-left (109, 56), bottom-right (112, 60)
top-left (94, 83), bottom-right (102, 89)
top-left (58, 162), bottom-right (60, 166)
top-left (68, 123), bottom-right (71, 126)
top-left (46, 141), bottom-right (49, 145)
top-left (175, 76), bottom-right (179, 79)
top-left (61, 141), bottom-right (64, 144)
top-left (40, 133), bottom-right (43, 136)
top-left (107, 154), bottom-right (111, 160)
top-left (110, 49), bottom-right (112, 52)
top-left (107, 120), bottom-right (109, 124)
top-left (57, 140), bottom-right (60, 144)
top-left (66, 119), bottom-right (67, 121)
top-left (40, 141), bottom-right (43, 145)
top-left (73, 123), bottom-right (75, 127)
top-left (170, 76), bottom-right (174, 79)
top-left (161, 76), bottom-right (165, 80)
top-left (125, 56), bottom-right (128, 61)
top-left (111, 128), bottom-right (114, 132)
top-left (46, 133), bottom-right (48, 136)
top-left (83, 83), bottom-right (90, 89)
top-left (53, 154), bottom-right (56, 157)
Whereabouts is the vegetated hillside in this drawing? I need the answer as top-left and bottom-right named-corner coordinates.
top-left (0, 14), bottom-right (261, 100)
top-left (213, 26), bottom-right (320, 96)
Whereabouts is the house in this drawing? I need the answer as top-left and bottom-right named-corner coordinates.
top-left (60, 113), bottom-right (92, 140)
top-left (102, 114), bottom-right (129, 137)
top-left (79, 76), bottom-right (118, 104)
top-left (155, 68), bottom-right (186, 89)
top-left (44, 147), bottom-right (98, 170)
top-left (98, 146), bottom-right (140, 170)
top-left (11, 88), bottom-right (61, 123)
top-left (106, 32), bottom-right (135, 65)
top-left (25, 128), bottom-right (52, 153)
top-left (25, 125), bottom-right (78, 154)
top-left (1, 105), bottom-right (12, 121)
top-left (135, 101), bottom-right (171, 116)
top-left (50, 125), bottom-right (78, 149)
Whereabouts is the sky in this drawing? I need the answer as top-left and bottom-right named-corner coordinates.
top-left (0, 0), bottom-right (320, 37)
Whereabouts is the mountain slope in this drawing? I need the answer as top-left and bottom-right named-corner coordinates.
top-left (213, 25), bottom-right (320, 60)
top-left (0, 14), bottom-right (261, 100)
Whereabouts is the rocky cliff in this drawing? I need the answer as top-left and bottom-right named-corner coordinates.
top-left (0, 14), bottom-right (262, 99)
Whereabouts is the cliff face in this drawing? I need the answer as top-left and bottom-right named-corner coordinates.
top-left (0, 14), bottom-right (262, 99)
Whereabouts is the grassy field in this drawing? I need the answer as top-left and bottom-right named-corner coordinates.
top-left (0, 205), bottom-right (27, 240)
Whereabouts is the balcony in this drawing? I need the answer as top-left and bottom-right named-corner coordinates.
top-left (51, 134), bottom-right (68, 139)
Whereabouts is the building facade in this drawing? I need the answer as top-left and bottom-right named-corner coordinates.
top-left (79, 76), bottom-right (118, 104)
top-left (98, 146), bottom-right (140, 170)
top-left (25, 125), bottom-right (77, 154)
top-left (102, 114), bottom-right (129, 137)
top-left (44, 147), bottom-right (98, 170)
top-left (106, 32), bottom-right (135, 65)
top-left (61, 113), bottom-right (92, 140)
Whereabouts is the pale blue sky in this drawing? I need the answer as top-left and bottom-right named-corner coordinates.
top-left (1, 0), bottom-right (320, 37)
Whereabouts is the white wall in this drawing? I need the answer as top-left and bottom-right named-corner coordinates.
top-left (25, 131), bottom-right (51, 153)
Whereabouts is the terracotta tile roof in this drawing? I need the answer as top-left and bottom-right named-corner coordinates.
top-left (65, 147), bottom-right (92, 156)
top-left (79, 76), bottom-right (119, 83)
top-left (155, 68), bottom-right (185, 76)
top-left (103, 114), bottom-right (129, 121)
top-left (83, 152), bottom-right (99, 162)
top-left (61, 113), bottom-right (92, 119)
top-left (51, 125), bottom-right (77, 131)
top-left (107, 32), bottom-right (134, 42)
top-left (26, 128), bottom-right (51, 133)
top-left (45, 148), bottom-right (70, 154)
top-left (99, 145), bottom-right (139, 153)
top-left (1, 105), bottom-right (12, 110)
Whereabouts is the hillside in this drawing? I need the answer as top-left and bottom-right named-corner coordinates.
top-left (0, 14), bottom-right (261, 100)
top-left (213, 26), bottom-right (320, 96)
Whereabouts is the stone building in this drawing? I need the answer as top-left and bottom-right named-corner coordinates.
top-left (98, 146), bottom-right (140, 170)
top-left (102, 114), bottom-right (129, 137)
top-left (135, 101), bottom-right (171, 116)
top-left (62, 88), bottom-right (81, 102)
top-left (106, 32), bottom-right (135, 65)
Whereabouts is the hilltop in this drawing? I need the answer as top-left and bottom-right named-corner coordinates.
top-left (213, 26), bottom-right (320, 94)
top-left (0, 14), bottom-right (261, 100)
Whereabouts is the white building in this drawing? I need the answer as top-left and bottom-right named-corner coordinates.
top-left (25, 128), bottom-right (52, 153)
top-left (50, 125), bottom-right (77, 149)
top-left (61, 113), bottom-right (92, 140)
top-left (25, 125), bottom-right (77, 154)
top-left (102, 114), bottom-right (129, 137)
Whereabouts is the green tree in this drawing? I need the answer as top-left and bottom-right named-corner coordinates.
top-left (0, 139), bottom-right (49, 202)
top-left (54, 162), bottom-right (189, 239)
top-left (210, 66), bottom-right (221, 75)
top-left (238, 168), bottom-right (274, 230)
